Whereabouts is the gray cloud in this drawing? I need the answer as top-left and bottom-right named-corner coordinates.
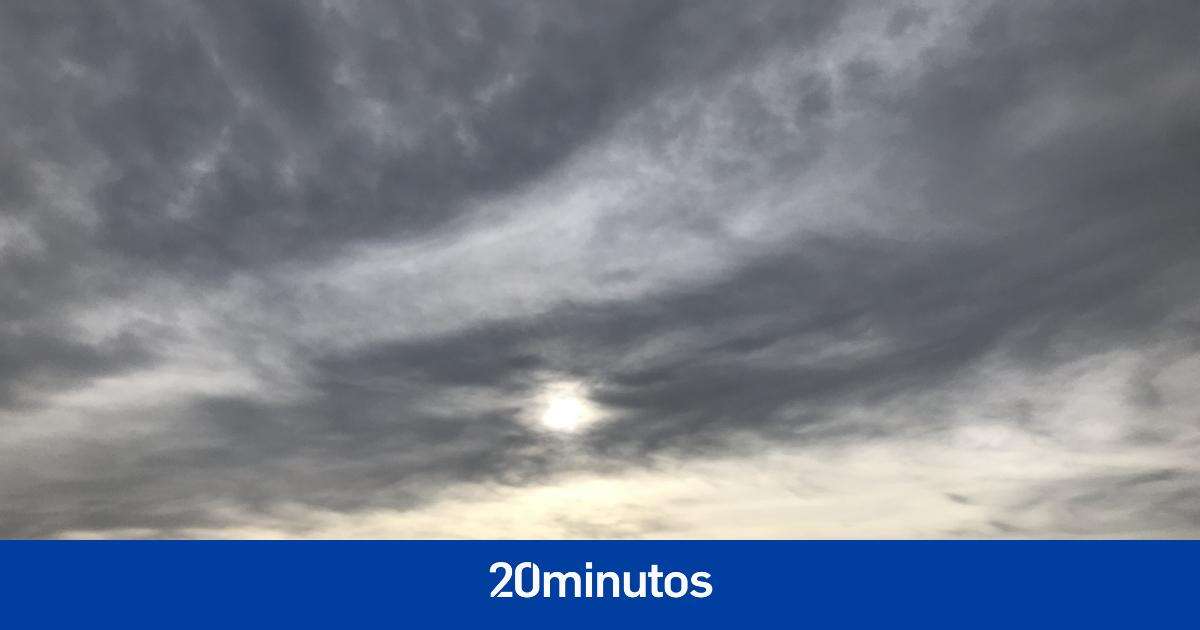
top-left (1, 0), bottom-right (1198, 538)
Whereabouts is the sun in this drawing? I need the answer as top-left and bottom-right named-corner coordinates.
top-left (535, 381), bottom-right (599, 433)
top-left (541, 394), bottom-right (586, 432)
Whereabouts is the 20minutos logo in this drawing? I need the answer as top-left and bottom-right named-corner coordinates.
top-left (490, 561), bottom-right (712, 599)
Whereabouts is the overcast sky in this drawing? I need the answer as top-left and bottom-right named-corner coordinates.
top-left (2, 1), bottom-right (1198, 538)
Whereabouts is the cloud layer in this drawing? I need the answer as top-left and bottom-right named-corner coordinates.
top-left (2, 0), bottom-right (1198, 538)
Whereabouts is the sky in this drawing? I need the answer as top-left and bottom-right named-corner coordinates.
top-left (1, 0), bottom-right (1198, 539)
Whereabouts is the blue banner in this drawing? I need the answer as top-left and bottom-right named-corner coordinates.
top-left (1, 541), bottom-right (1193, 628)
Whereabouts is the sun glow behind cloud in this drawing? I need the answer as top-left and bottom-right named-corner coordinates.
top-left (535, 381), bottom-right (601, 433)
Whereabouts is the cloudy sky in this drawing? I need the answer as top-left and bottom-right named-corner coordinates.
top-left (2, 1), bottom-right (1198, 539)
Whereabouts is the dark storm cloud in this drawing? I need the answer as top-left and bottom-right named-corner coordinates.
top-left (0, 329), bottom-right (154, 409)
top-left (6, 0), bottom-right (847, 275)
top-left (1, 0), bottom-right (1199, 537)
top-left (0, 390), bottom-right (550, 537)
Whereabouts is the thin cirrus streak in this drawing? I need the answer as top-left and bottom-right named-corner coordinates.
top-left (1, 0), bottom-right (1198, 538)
